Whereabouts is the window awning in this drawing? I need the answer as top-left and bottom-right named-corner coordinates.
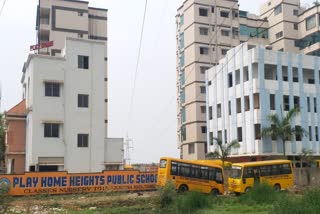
top-left (43, 80), bottom-right (64, 84)
top-left (41, 120), bottom-right (64, 124)
top-left (38, 157), bottom-right (64, 165)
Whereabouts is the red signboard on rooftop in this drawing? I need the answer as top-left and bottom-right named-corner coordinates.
top-left (30, 41), bottom-right (54, 51)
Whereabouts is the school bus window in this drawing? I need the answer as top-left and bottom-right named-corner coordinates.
top-left (231, 166), bottom-right (242, 178)
top-left (216, 169), bottom-right (223, 184)
top-left (160, 159), bottom-right (167, 168)
top-left (180, 164), bottom-right (190, 176)
top-left (209, 168), bottom-right (216, 180)
top-left (192, 165), bottom-right (201, 178)
top-left (201, 166), bottom-right (208, 179)
top-left (271, 165), bottom-right (279, 175)
top-left (280, 164), bottom-right (291, 174)
top-left (246, 167), bottom-right (254, 178)
top-left (171, 161), bottom-right (178, 175)
top-left (260, 166), bottom-right (269, 176)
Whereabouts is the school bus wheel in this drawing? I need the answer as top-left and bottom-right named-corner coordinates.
top-left (211, 188), bottom-right (219, 196)
top-left (273, 184), bottom-right (281, 191)
top-left (178, 184), bottom-right (188, 193)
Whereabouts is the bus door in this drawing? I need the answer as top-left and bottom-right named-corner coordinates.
top-left (242, 167), bottom-right (255, 189)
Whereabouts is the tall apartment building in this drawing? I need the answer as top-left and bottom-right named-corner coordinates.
top-left (207, 43), bottom-right (320, 162)
top-left (176, 0), bottom-right (320, 160)
top-left (19, 0), bottom-right (121, 173)
top-left (36, 0), bottom-right (108, 136)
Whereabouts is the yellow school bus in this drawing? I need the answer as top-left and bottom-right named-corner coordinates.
top-left (195, 160), bottom-right (232, 168)
top-left (157, 157), bottom-right (224, 195)
top-left (228, 160), bottom-right (293, 194)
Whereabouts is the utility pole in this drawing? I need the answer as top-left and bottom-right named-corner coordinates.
top-left (124, 135), bottom-right (133, 165)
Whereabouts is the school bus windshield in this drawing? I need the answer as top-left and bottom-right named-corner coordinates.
top-left (230, 166), bottom-right (242, 179)
top-left (159, 159), bottom-right (167, 168)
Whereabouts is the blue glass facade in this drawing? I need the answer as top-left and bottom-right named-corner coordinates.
top-left (180, 14), bottom-right (184, 26)
top-left (180, 33), bottom-right (184, 49)
top-left (180, 69), bottom-right (185, 85)
top-left (180, 89), bottom-right (185, 104)
top-left (240, 24), bottom-right (268, 39)
top-left (181, 107), bottom-right (186, 122)
top-left (295, 31), bottom-right (320, 54)
top-left (239, 10), bottom-right (248, 17)
top-left (180, 51), bottom-right (185, 67)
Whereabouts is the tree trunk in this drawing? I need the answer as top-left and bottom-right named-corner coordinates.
top-left (282, 139), bottom-right (286, 158)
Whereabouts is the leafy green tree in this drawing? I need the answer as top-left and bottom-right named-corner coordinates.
top-left (0, 112), bottom-right (6, 167)
top-left (261, 107), bottom-right (307, 158)
top-left (206, 137), bottom-right (240, 168)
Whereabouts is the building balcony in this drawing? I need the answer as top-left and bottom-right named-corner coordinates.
top-left (302, 42), bottom-right (320, 56)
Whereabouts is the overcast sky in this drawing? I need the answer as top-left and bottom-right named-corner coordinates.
top-left (0, 0), bottom-right (314, 163)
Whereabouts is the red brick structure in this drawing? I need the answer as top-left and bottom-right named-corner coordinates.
top-left (5, 100), bottom-right (26, 174)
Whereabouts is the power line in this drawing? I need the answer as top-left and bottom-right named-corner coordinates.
top-left (127, 0), bottom-right (148, 135)
top-left (0, 0), bottom-right (7, 17)
top-left (151, 5), bottom-right (275, 142)
top-left (148, 1), bottom-right (239, 131)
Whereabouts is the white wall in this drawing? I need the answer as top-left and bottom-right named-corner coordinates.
top-left (208, 43), bottom-right (320, 157)
top-left (23, 38), bottom-right (107, 173)
top-left (105, 138), bottom-right (124, 164)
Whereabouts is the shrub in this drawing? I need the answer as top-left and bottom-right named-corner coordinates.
top-left (175, 191), bottom-right (212, 214)
top-left (239, 182), bottom-right (279, 204)
top-left (272, 196), bottom-right (307, 214)
top-left (272, 189), bottom-right (320, 214)
top-left (0, 181), bottom-right (11, 213)
top-left (302, 188), bottom-right (320, 212)
top-left (157, 181), bottom-right (177, 208)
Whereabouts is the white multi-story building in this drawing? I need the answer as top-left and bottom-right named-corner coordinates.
top-left (22, 38), bottom-right (107, 172)
top-left (207, 43), bottom-right (320, 162)
top-left (177, 0), bottom-right (320, 160)
top-left (36, 0), bottom-right (108, 136)
top-left (19, 0), bottom-right (123, 173)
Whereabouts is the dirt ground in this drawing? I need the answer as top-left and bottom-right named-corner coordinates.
top-left (1, 191), bottom-right (157, 213)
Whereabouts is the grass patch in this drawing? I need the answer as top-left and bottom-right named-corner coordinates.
top-left (238, 182), bottom-right (281, 205)
top-left (174, 191), bottom-right (213, 214)
top-left (156, 181), bottom-right (177, 208)
top-left (196, 196), bottom-right (271, 214)
top-left (273, 188), bottom-right (320, 214)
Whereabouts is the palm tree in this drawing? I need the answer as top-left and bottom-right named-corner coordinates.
top-left (261, 107), bottom-right (307, 158)
top-left (206, 137), bottom-right (240, 168)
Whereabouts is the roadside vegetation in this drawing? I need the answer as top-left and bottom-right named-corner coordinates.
top-left (2, 183), bottom-right (320, 213)
top-left (155, 182), bottom-right (320, 214)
